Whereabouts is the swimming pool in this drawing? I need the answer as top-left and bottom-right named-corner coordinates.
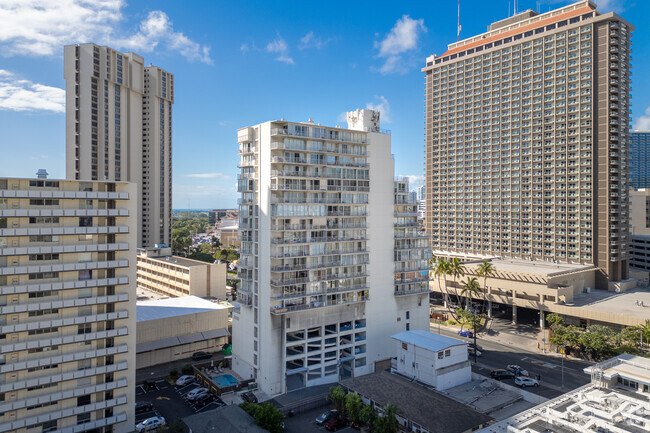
top-left (213, 374), bottom-right (239, 388)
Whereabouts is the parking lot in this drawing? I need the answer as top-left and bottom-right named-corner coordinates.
top-left (134, 378), bottom-right (226, 430)
top-left (284, 406), bottom-right (355, 433)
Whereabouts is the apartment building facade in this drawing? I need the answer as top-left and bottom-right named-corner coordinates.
top-left (136, 247), bottom-right (227, 299)
top-left (423, 1), bottom-right (633, 288)
top-left (232, 110), bottom-right (430, 395)
top-left (64, 43), bottom-right (173, 248)
top-left (0, 176), bottom-right (136, 433)
top-left (630, 131), bottom-right (650, 189)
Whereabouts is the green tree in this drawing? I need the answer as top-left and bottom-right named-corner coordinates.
top-left (345, 393), bottom-right (364, 425)
top-left (359, 405), bottom-right (377, 431)
top-left (171, 227), bottom-right (192, 255)
top-left (460, 276), bottom-right (481, 310)
top-left (210, 235), bottom-right (221, 253)
top-left (158, 420), bottom-right (185, 433)
top-left (214, 248), bottom-right (240, 266)
top-left (619, 326), bottom-right (643, 348)
top-left (374, 405), bottom-right (398, 433)
top-left (239, 402), bottom-right (257, 417)
top-left (546, 313), bottom-right (563, 328)
top-left (475, 260), bottom-right (495, 311)
top-left (253, 402), bottom-right (284, 433)
top-left (580, 325), bottom-right (614, 360)
top-left (432, 257), bottom-right (451, 305)
top-left (328, 386), bottom-right (346, 414)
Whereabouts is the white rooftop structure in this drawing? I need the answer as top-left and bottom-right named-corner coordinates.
top-left (136, 295), bottom-right (228, 322)
top-left (479, 353), bottom-right (650, 433)
top-left (392, 330), bottom-right (468, 352)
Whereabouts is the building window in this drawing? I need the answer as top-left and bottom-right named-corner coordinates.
top-left (438, 351), bottom-right (444, 360)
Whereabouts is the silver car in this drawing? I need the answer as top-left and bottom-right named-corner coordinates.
top-left (514, 376), bottom-right (539, 388)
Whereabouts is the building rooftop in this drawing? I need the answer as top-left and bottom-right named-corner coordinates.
top-left (584, 354), bottom-right (650, 383)
top-left (143, 254), bottom-right (214, 268)
top-left (392, 330), bottom-right (467, 352)
top-left (479, 384), bottom-right (650, 433)
top-left (219, 218), bottom-right (239, 230)
top-left (342, 370), bottom-right (492, 433)
top-left (560, 287), bottom-right (650, 324)
top-left (136, 295), bottom-right (227, 322)
top-left (183, 404), bottom-right (267, 433)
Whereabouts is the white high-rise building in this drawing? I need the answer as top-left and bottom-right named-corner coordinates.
top-left (64, 43), bottom-right (173, 248)
top-left (232, 110), bottom-right (430, 395)
top-left (0, 175), bottom-right (137, 433)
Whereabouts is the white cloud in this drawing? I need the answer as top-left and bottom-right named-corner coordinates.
top-left (184, 172), bottom-right (230, 179)
top-left (240, 43), bottom-right (249, 53)
top-left (0, 1), bottom-right (212, 63)
top-left (398, 174), bottom-right (424, 190)
top-left (633, 107), bottom-right (650, 131)
top-left (266, 37), bottom-right (294, 64)
top-left (298, 32), bottom-right (329, 50)
top-left (115, 11), bottom-right (212, 64)
top-left (365, 95), bottom-right (391, 123)
top-left (374, 15), bottom-right (427, 74)
top-left (0, 69), bottom-right (65, 113)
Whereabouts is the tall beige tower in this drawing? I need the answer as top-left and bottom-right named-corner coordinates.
top-left (423, 1), bottom-right (633, 288)
top-left (0, 176), bottom-right (137, 433)
top-left (64, 43), bottom-right (173, 248)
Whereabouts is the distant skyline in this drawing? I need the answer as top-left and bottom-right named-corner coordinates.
top-left (1, 0), bottom-right (649, 208)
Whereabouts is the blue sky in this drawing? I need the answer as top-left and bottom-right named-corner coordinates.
top-left (1, 0), bottom-right (649, 209)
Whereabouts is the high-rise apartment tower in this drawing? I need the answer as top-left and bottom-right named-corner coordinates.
top-left (423, 1), bottom-right (633, 287)
top-left (630, 131), bottom-right (650, 190)
top-left (64, 43), bottom-right (173, 248)
top-left (232, 110), bottom-right (430, 395)
top-left (0, 176), bottom-right (137, 433)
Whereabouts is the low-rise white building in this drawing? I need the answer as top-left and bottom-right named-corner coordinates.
top-left (391, 330), bottom-right (471, 391)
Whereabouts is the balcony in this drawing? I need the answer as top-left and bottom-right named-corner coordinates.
top-left (237, 291), bottom-right (252, 306)
top-left (270, 292), bottom-right (368, 315)
top-left (272, 285), bottom-right (368, 301)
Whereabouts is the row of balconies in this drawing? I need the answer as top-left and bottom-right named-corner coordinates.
top-left (271, 272), bottom-right (367, 287)
top-left (0, 343), bottom-right (128, 374)
top-left (270, 247), bottom-right (367, 259)
top-left (0, 259), bottom-right (128, 277)
top-left (0, 309), bottom-right (128, 336)
top-left (270, 141), bottom-right (368, 156)
top-left (0, 190), bottom-right (129, 200)
top-left (271, 221), bottom-right (367, 231)
top-left (0, 209), bottom-right (128, 218)
top-left (1, 293), bottom-right (130, 317)
top-left (0, 226), bottom-right (129, 237)
top-left (0, 276), bottom-right (129, 296)
top-left (270, 290), bottom-right (368, 315)
top-left (271, 235), bottom-right (367, 245)
top-left (271, 156), bottom-right (368, 169)
top-left (271, 284), bottom-right (367, 301)
top-left (0, 399), bottom-right (128, 433)
top-left (0, 242), bottom-right (129, 258)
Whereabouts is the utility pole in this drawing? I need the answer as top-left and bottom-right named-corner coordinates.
top-left (562, 344), bottom-right (566, 389)
top-left (473, 309), bottom-right (478, 364)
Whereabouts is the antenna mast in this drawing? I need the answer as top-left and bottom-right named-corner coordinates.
top-left (457, 0), bottom-right (461, 42)
top-left (514, 0), bottom-right (517, 15)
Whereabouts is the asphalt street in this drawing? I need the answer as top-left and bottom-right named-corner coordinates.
top-left (431, 325), bottom-right (593, 398)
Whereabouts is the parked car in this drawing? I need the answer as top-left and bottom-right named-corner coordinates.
top-left (135, 416), bottom-right (165, 433)
top-left (507, 365), bottom-right (529, 377)
top-left (467, 346), bottom-right (482, 357)
top-left (186, 387), bottom-right (208, 401)
top-left (515, 376), bottom-right (539, 388)
top-left (191, 351), bottom-right (212, 361)
top-left (241, 391), bottom-right (258, 404)
top-left (195, 392), bottom-right (215, 408)
top-left (175, 375), bottom-right (196, 386)
top-left (324, 415), bottom-right (347, 431)
top-left (490, 369), bottom-right (515, 380)
top-left (458, 330), bottom-right (474, 338)
top-left (134, 402), bottom-right (153, 415)
top-left (316, 410), bottom-right (338, 425)
top-left (468, 342), bottom-right (483, 352)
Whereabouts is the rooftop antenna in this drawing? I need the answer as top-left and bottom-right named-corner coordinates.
top-left (514, 0), bottom-right (517, 15)
top-left (457, 0), bottom-right (461, 42)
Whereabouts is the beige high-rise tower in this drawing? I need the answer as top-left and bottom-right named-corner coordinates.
top-left (0, 176), bottom-right (137, 433)
top-left (423, 1), bottom-right (632, 288)
top-left (64, 43), bottom-right (173, 248)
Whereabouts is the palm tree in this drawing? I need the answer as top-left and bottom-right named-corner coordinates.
top-left (447, 257), bottom-right (466, 304)
top-left (475, 260), bottom-right (495, 313)
top-left (460, 277), bottom-right (481, 310)
top-left (432, 257), bottom-right (450, 307)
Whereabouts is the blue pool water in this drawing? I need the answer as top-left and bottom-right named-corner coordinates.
top-left (213, 374), bottom-right (239, 387)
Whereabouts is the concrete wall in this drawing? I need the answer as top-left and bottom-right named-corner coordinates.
top-left (394, 340), bottom-right (470, 391)
top-left (137, 337), bottom-right (228, 369)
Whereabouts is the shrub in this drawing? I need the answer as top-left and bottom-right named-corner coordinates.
top-left (181, 364), bottom-right (193, 375)
top-left (169, 369), bottom-right (178, 378)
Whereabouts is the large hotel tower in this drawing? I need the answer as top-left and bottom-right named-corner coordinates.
top-left (423, 1), bottom-right (633, 288)
top-left (0, 176), bottom-right (136, 433)
top-left (64, 43), bottom-right (173, 248)
top-left (233, 110), bottom-right (430, 395)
